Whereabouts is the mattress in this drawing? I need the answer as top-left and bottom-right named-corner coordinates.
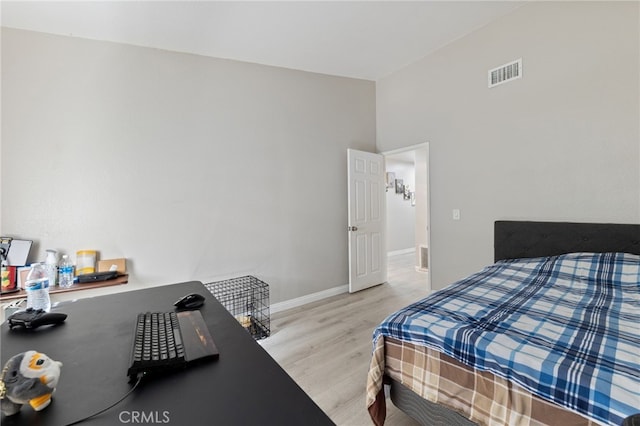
top-left (366, 252), bottom-right (640, 426)
top-left (367, 337), bottom-right (602, 426)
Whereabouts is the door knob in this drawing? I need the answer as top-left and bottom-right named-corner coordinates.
top-left (348, 226), bottom-right (358, 231)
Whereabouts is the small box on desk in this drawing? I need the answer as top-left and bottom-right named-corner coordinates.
top-left (18, 267), bottom-right (30, 289)
top-left (97, 258), bottom-right (127, 275)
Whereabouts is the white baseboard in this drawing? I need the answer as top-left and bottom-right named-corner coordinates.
top-left (387, 248), bottom-right (415, 257)
top-left (270, 284), bottom-right (349, 314)
top-left (270, 249), bottom-right (417, 313)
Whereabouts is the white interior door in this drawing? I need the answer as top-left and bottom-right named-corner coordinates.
top-left (347, 149), bottom-right (387, 293)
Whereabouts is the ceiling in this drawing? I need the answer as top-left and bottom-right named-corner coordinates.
top-left (1, 1), bottom-right (525, 81)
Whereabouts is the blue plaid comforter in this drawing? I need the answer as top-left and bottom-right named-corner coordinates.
top-left (373, 252), bottom-right (640, 426)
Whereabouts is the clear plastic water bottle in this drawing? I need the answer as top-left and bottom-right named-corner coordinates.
top-left (25, 262), bottom-right (51, 312)
top-left (58, 255), bottom-right (75, 288)
top-left (45, 249), bottom-right (58, 287)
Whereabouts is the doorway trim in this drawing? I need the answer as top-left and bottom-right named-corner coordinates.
top-left (382, 142), bottom-right (431, 291)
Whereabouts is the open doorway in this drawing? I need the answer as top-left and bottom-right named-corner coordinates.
top-left (383, 143), bottom-right (431, 291)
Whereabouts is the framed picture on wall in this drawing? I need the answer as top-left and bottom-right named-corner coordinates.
top-left (386, 172), bottom-right (396, 188)
top-left (395, 179), bottom-right (404, 194)
top-left (404, 186), bottom-right (411, 200)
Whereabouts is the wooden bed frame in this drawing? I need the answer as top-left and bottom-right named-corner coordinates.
top-left (386, 220), bottom-right (640, 426)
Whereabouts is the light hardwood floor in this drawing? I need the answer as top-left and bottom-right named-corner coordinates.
top-left (260, 253), bottom-right (429, 425)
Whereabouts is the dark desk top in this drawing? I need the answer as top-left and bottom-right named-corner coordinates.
top-left (1, 281), bottom-right (334, 426)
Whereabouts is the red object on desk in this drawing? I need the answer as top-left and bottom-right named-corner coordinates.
top-left (1, 265), bottom-right (17, 292)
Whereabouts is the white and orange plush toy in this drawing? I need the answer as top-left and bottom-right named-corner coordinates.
top-left (0, 351), bottom-right (63, 416)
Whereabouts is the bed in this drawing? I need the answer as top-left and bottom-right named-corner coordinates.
top-left (366, 220), bottom-right (640, 426)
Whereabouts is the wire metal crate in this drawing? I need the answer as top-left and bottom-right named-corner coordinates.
top-left (204, 275), bottom-right (270, 340)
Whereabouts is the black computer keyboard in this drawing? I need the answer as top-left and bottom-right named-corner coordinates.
top-left (127, 312), bottom-right (186, 380)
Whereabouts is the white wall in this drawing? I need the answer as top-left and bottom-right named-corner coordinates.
top-left (413, 146), bottom-right (429, 270)
top-left (385, 158), bottom-right (415, 253)
top-left (1, 28), bottom-right (376, 304)
top-left (376, 2), bottom-right (640, 290)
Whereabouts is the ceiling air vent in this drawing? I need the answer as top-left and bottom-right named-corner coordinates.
top-left (488, 58), bottom-right (522, 88)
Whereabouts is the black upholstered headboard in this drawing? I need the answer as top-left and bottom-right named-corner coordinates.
top-left (494, 220), bottom-right (640, 262)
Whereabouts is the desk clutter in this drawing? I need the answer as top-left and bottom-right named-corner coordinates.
top-left (1, 236), bottom-right (128, 309)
